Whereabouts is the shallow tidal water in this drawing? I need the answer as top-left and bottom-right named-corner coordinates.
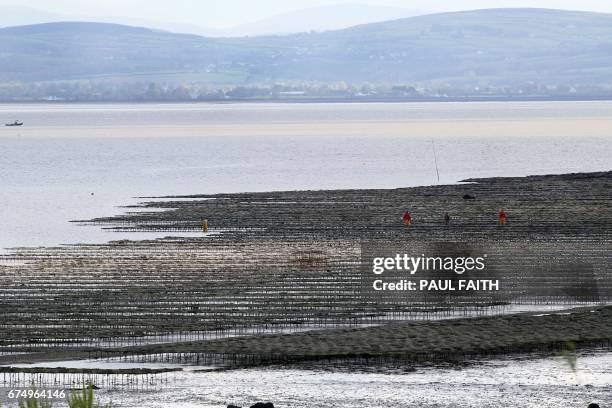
top-left (5, 351), bottom-right (612, 408)
top-left (15, 351), bottom-right (607, 408)
top-left (1, 101), bottom-right (612, 249)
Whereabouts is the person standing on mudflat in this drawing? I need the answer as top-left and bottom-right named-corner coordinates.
top-left (498, 209), bottom-right (508, 226)
top-left (402, 211), bottom-right (412, 228)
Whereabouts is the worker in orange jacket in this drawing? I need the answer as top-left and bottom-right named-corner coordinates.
top-left (402, 211), bottom-right (412, 228)
top-left (498, 209), bottom-right (508, 226)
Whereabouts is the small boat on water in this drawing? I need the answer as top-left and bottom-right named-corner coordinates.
top-left (5, 120), bottom-right (23, 127)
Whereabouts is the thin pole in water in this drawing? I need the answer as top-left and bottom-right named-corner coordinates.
top-left (431, 139), bottom-right (440, 183)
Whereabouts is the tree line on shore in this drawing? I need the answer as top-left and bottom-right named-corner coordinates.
top-left (3, 80), bottom-right (612, 103)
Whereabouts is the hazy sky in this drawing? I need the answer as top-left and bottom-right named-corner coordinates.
top-left (3, 0), bottom-right (612, 27)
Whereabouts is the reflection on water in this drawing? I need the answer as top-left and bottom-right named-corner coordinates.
top-left (108, 351), bottom-right (612, 408)
top-left (9, 351), bottom-right (610, 408)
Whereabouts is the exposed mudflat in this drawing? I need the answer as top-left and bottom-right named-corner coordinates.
top-left (0, 171), bottom-right (610, 368)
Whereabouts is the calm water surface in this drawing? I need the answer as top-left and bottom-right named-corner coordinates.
top-left (1, 101), bottom-right (611, 248)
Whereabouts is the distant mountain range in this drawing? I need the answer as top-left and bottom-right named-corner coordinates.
top-left (2, 8), bottom-right (612, 88)
top-left (0, 4), bottom-right (427, 37)
top-left (220, 4), bottom-right (427, 36)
